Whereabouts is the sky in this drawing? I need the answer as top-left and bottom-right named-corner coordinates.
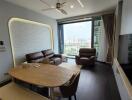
top-left (63, 21), bottom-right (92, 42)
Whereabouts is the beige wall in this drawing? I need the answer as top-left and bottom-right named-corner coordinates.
top-left (114, 1), bottom-right (122, 58)
top-left (121, 0), bottom-right (132, 35)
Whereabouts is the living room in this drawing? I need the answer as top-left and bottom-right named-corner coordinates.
top-left (0, 0), bottom-right (132, 100)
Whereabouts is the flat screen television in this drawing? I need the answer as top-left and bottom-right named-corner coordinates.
top-left (118, 34), bottom-right (132, 84)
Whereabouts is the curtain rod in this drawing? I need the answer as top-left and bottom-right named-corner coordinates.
top-left (57, 9), bottom-right (115, 23)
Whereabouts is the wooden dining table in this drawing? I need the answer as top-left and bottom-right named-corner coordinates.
top-left (8, 63), bottom-right (73, 100)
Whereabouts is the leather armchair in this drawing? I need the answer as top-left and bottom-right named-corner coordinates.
top-left (42, 49), bottom-right (62, 65)
top-left (75, 48), bottom-right (96, 66)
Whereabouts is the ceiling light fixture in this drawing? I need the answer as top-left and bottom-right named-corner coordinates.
top-left (77, 0), bottom-right (84, 8)
top-left (70, 5), bottom-right (74, 8)
top-left (51, 6), bottom-right (55, 8)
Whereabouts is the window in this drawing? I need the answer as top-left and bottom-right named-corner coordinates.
top-left (63, 21), bottom-right (92, 56)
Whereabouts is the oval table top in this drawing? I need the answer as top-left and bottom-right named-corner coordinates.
top-left (8, 63), bottom-right (73, 87)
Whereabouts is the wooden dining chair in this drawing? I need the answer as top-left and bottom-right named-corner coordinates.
top-left (54, 72), bottom-right (80, 100)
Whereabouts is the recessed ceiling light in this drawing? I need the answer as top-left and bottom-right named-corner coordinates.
top-left (51, 6), bottom-right (55, 8)
top-left (70, 5), bottom-right (74, 8)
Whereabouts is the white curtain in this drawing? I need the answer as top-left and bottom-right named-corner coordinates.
top-left (97, 18), bottom-right (108, 62)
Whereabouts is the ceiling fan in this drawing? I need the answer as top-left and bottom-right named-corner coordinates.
top-left (40, 0), bottom-right (68, 15)
top-left (40, 0), bottom-right (84, 15)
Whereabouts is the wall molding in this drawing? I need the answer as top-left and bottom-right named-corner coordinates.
top-left (8, 18), bottom-right (54, 66)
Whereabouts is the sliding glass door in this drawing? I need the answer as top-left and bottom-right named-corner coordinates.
top-left (63, 21), bottom-right (92, 56)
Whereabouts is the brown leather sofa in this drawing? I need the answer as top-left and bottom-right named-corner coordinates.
top-left (25, 49), bottom-right (63, 65)
top-left (75, 48), bottom-right (96, 66)
top-left (42, 49), bottom-right (62, 65)
top-left (26, 52), bottom-right (45, 63)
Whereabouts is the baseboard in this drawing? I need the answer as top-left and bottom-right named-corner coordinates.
top-left (96, 61), bottom-right (106, 64)
top-left (0, 79), bottom-right (12, 87)
top-left (96, 61), bottom-right (111, 66)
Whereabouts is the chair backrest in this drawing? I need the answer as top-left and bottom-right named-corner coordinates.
top-left (59, 72), bottom-right (80, 98)
top-left (25, 52), bottom-right (44, 63)
top-left (79, 48), bottom-right (96, 57)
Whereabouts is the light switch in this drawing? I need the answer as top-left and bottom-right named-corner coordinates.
top-left (0, 41), bottom-right (4, 45)
top-left (0, 41), bottom-right (6, 52)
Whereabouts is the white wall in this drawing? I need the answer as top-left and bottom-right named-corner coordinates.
top-left (9, 18), bottom-right (53, 65)
top-left (0, 0), bottom-right (58, 82)
top-left (121, 0), bottom-right (132, 35)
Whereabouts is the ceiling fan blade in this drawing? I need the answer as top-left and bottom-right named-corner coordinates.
top-left (61, 2), bottom-right (66, 5)
top-left (57, 9), bottom-right (67, 15)
top-left (77, 0), bottom-right (84, 8)
top-left (59, 2), bottom-right (67, 8)
top-left (42, 8), bottom-right (56, 11)
top-left (40, 0), bottom-right (51, 7)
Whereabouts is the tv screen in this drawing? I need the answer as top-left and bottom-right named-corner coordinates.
top-left (118, 34), bottom-right (132, 84)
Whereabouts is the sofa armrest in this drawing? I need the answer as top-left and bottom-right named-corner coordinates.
top-left (75, 55), bottom-right (80, 59)
top-left (89, 56), bottom-right (96, 59)
top-left (75, 55), bottom-right (80, 65)
top-left (89, 56), bottom-right (96, 60)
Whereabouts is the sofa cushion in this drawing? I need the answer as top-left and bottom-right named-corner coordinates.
top-left (46, 54), bottom-right (54, 58)
top-left (31, 58), bottom-right (45, 63)
top-left (41, 49), bottom-right (62, 65)
top-left (26, 52), bottom-right (44, 63)
top-left (79, 48), bottom-right (96, 57)
top-left (42, 49), bottom-right (54, 58)
top-left (80, 57), bottom-right (89, 61)
top-left (42, 49), bottom-right (54, 56)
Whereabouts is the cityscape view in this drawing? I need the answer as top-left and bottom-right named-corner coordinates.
top-left (63, 21), bottom-right (92, 56)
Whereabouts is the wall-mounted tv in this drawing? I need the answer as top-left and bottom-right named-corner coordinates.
top-left (118, 34), bottom-right (132, 84)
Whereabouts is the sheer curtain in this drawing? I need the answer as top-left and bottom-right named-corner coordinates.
top-left (102, 14), bottom-right (115, 63)
top-left (97, 18), bottom-right (108, 62)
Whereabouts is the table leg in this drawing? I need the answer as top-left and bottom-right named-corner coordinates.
top-left (49, 87), bottom-right (54, 100)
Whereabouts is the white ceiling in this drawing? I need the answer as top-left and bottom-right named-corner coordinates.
top-left (4, 0), bottom-right (118, 19)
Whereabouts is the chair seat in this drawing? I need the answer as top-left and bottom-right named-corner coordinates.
top-left (80, 57), bottom-right (89, 60)
top-left (80, 57), bottom-right (89, 64)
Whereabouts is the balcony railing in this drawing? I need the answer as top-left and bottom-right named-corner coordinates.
top-left (64, 42), bottom-right (90, 56)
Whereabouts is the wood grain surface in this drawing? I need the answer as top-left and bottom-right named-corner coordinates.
top-left (59, 62), bottom-right (81, 74)
top-left (0, 82), bottom-right (49, 100)
top-left (8, 63), bottom-right (73, 87)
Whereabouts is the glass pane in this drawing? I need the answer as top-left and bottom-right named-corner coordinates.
top-left (93, 17), bottom-right (103, 58)
top-left (63, 21), bottom-right (92, 56)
